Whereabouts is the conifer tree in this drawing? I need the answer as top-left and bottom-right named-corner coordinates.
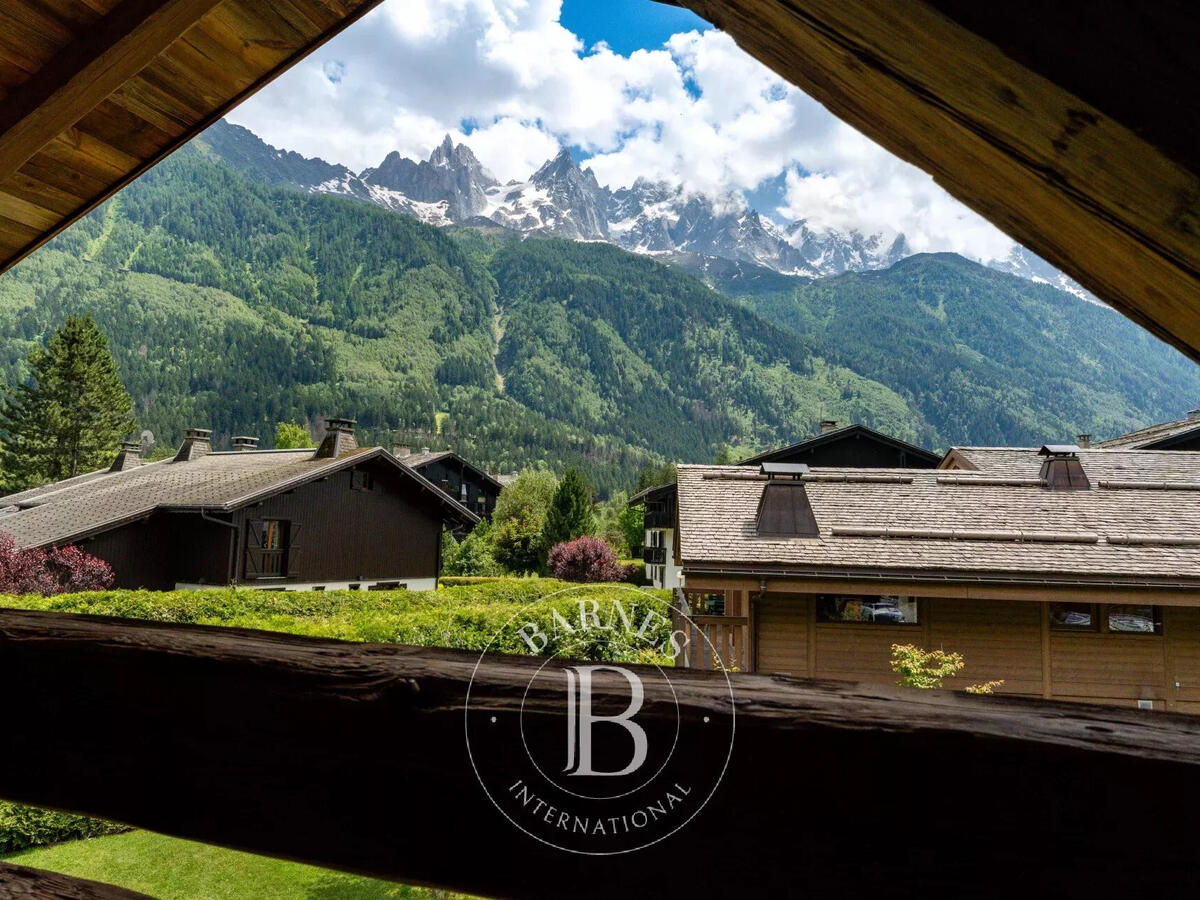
top-left (542, 468), bottom-right (595, 551)
top-left (0, 316), bottom-right (135, 489)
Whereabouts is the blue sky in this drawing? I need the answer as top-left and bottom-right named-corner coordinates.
top-left (560, 0), bottom-right (709, 55)
top-left (227, 0), bottom-right (1015, 260)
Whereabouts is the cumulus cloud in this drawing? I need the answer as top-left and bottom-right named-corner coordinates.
top-left (227, 0), bottom-right (1016, 259)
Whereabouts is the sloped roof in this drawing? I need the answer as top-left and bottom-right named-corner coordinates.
top-left (0, 447), bottom-right (477, 550)
top-left (1095, 414), bottom-right (1200, 450)
top-left (941, 447), bottom-right (1200, 481)
top-left (677, 460), bottom-right (1200, 587)
top-left (394, 450), bottom-right (503, 491)
top-left (628, 482), bottom-right (676, 506)
top-left (738, 424), bottom-right (940, 467)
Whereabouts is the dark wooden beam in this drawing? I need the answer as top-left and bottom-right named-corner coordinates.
top-left (0, 0), bottom-right (226, 184)
top-left (0, 863), bottom-right (152, 899)
top-left (4, 608), bottom-right (1200, 895)
top-left (666, 0), bottom-right (1200, 361)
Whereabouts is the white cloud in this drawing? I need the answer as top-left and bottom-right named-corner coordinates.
top-left (227, 0), bottom-right (1016, 259)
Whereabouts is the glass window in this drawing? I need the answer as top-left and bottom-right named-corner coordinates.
top-left (1049, 603), bottom-right (1097, 630)
top-left (685, 591), bottom-right (725, 616)
top-left (817, 595), bottom-right (918, 624)
top-left (1107, 605), bottom-right (1162, 634)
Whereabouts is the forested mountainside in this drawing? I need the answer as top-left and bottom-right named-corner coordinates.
top-left (688, 254), bottom-right (1200, 446)
top-left (1, 138), bottom-right (1197, 493)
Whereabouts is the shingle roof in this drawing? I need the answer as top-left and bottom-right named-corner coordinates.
top-left (0, 448), bottom-right (477, 550)
top-left (1094, 414), bottom-right (1200, 449)
top-left (738, 423), bottom-right (940, 467)
top-left (943, 446), bottom-right (1200, 481)
top-left (677, 457), bottom-right (1200, 586)
top-left (394, 450), bottom-right (504, 490)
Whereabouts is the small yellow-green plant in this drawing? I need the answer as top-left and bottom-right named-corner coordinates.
top-left (890, 643), bottom-right (1004, 693)
top-left (965, 679), bottom-right (1005, 694)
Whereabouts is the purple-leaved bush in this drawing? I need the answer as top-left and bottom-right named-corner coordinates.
top-left (0, 532), bottom-right (115, 595)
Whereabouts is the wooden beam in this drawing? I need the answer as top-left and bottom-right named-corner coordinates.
top-left (4, 609), bottom-right (1200, 894)
top-left (0, 0), bottom-right (226, 184)
top-left (0, 863), bottom-right (152, 899)
top-left (667, 0), bottom-right (1200, 360)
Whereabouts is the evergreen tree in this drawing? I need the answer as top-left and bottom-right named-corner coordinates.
top-left (0, 316), bottom-right (135, 489)
top-left (542, 468), bottom-right (595, 550)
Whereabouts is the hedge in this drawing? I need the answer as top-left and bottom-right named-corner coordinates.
top-left (0, 802), bottom-right (127, 855)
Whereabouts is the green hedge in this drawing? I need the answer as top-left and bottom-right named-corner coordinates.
top-left (0, 802), bottom-right (127, 855)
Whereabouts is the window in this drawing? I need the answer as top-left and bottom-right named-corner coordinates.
top-left (1107, 605), bottom-right (1162, 634)
top-left (351, 470), bottom-right (374, 491)
top-left (1049, 602), bottom-right (1097, 631)
top-left (817, 595), bottom-right (918, 624)
top-left (685, 590), bottom-right (725, 616)
top-left (246, 519), bottom-right (292, 578)
top-left (369, 582), bottom-right (405, 591)
top-left (460, 483), bottom-right (468, 502)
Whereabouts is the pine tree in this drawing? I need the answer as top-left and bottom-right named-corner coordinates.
top-left (0, 316), bottom-right (135, 490)
top-left (542, 468), bottom-right (595, 551)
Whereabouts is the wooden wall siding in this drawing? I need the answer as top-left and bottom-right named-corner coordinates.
top-left (0, 0), bottom-right (385, 274)
top-left (669, 0), bottom-right (1200, 362)
top-left (755, 593), bottom-right (810, 676)
top-left (1166, 606), bottom-right (1200, 709)
top-left (82, 511), bottom-right (230, 589)
top-left (415, 459), bottom-right (498, 520)
top-left (928, 599), bottom-right (1043, 696)
top-left (1050, 634), bottom-right (1167, 704)
top-left (814, 622), bottom-right (912, 685)
top-left (234, 459), bottom-right (441, 583)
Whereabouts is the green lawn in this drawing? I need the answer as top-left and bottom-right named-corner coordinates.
top-left (3, 830), bottom-right (467, 899)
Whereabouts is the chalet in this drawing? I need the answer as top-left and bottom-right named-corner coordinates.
top-left (674, 447), bottom-right (1200, 711)
top-left (630, 422), bottom-right (937, 589)
top-left (393, 447), bottom-right (502, 522)
top-left (1094, 409), bottom-right (1200, 451)
top-left (739, 421), bottom-right (940, 468)
top-left (0, 419), bottom-right (477, 591)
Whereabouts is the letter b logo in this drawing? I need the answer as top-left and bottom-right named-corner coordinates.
top-left (563, 665), bottom-right (648, 777)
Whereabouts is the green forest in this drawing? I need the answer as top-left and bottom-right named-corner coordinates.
top-left (1, 130), bottom-right (1197, 494)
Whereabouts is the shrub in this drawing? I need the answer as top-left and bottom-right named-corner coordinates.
top-left (0, 801), bottom-right (127, 854)
top-left (547, 537), bottom-right (625, 583)
top-left (0, 532), bottom-right (114, 595)
top-left (890, 643), bottom-right (964, 689)
top-left (441, 522), bottom-right (503, 577)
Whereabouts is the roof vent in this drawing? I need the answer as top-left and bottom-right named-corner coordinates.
top-left (761, 462), bottom-right (810, 480)
top-left (232, 435), bottom-right (259, 451)
top-left (314, 417), bottom-right (358, 459)
top-left (755, 479), bottom-right (820, 537)
top-left (1077, 433), bottom-right (1092, 448)
top-left (1189, 408), bottom-right (1200, 421)
top-left (1038, 444), bottom-right (1090, 490)
top-left (109, 439), bottom-right (142, 472)
top-left (174, 428), bottom-right (212, 463)
top-left (819, 419), bottom-right (838, 434)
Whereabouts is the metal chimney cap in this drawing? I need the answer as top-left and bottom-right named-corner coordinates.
top-left (324, 417), bottom-right (356, 432)
top-left (120, 439), bottom-right (142, 451)
top-left (184, 427), bottom-right (212, 440)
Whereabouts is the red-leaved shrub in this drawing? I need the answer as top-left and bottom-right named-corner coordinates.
top-left (547, 536), bottom-right (625, 583)
top-left (0, 532), bottom-right (115, 595)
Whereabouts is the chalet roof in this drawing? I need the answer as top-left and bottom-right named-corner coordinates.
top-left (628, 482), bottom-right (676, 506)
top-left (0, 447), bottom-right (477, 550)
top-left (677, 459), bottom-right (1200, 587)
top-left (738, 424), bottom-right (940, 468)
top-left (0, 0), bottom-right (384, 275)
top-left (1095, 414), bottom-right (1200, 450)
top-left (940, 447), bottom-right (1200, 482)
top-left (393, 450), bottom-right (504, 491)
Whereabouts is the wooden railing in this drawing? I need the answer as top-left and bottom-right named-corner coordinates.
top-left (679, 615), bottom-right (750, 672)
top-left (4, 608), bottom-right (1200, 894)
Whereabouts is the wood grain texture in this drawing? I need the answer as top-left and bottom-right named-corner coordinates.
top-left (669, 0), bottom-right (1200, 360)
top-left (0, 863), bottom-right (151, 899)
top-left (4, 608), bottom-right (1200, 894)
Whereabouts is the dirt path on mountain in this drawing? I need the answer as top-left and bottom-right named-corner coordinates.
top-left (492, 309), bottom-right (505, 393)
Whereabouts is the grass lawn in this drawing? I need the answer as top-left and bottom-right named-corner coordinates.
top-left (3, 830), bottom-right (468, 899)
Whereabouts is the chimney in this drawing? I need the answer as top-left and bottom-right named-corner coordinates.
top-left (1077, 433), bottom-right (1092, 449)
top-left (1038, 445), bottom-right (1090, 490)
top-left (174, 428), bottom-right (212, 462)
top-left (314, 417), bottom-right (358, 459)
top-left (421, 446), bottom-right (431, 454)
top-left (1188, 409), bottom-right (1200, 421)
top-left (393, 445), bottom-right (411, 458)
top-left (232, 435), bottom-right (259, 451)
top-left (109, 439), bottom-right (142, 472)
top-left (819, 419), bottom-right (838, 434)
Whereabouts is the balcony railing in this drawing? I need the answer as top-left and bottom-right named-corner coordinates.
top-left (643, 545), bottom-right (667, 565)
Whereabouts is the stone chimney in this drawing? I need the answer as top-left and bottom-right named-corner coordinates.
top-left (232, 435), bottom-right (259, 451)
top-left (819, 419), bottom-right (839, 434)
top-left (174, 428), bottom-right (212, 462)
top-left (314, 417), bottom-right (358, 459)
top-left (393, 445), bottom-right (411, 458)
top-left (109, 439), bottom-right (142, 472)
top-left (1077, 433), bottom-right (1092, 448)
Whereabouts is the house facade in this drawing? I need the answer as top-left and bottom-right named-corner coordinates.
top-left (629, 482), bottom-right (681, 589)
top-left (0, 420), bottom-right (477, 591)
top-left (1095, 408), bottom-right (1200, 451)
top-left (738, 421), bottom-right (940, 469)
top-left (674, 447), bottom-right (1200, 712)
top-left (393, 448), bottom-right (502, 522)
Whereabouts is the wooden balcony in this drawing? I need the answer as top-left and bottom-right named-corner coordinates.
top-left (672, 612), bottom-right (751, 672)
top-left (643, 545), bottom-right (667, 565)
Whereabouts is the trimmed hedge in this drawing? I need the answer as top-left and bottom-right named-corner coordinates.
top-left (0, 802), bottom-right (127, 855)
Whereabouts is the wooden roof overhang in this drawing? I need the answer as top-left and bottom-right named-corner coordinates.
top-left (662, 0), bottom-right (1200, 361)
top-left (0, 0), bottom-right (384, 274)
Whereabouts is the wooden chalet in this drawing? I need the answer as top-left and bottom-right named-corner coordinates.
top-left (6, 0), bottom-right (1200, 896)
top-left (392, 447), bottom-right (502, 522)
top-left (1095, 408), bottom-right (1200, 451)
top-left (675, 447), bottom-right (1200, 711)
top-left (738, 420), bottom-right (940, 469)
top-left (0, 419), bottom-right (476, 590)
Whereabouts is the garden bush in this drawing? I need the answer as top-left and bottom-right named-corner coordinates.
top-left (0, 533), bottom-right (114, 595)
top-left (0, 802), bottom-right (127, 854)
top-left (547, 536), bottom-right (625, 583)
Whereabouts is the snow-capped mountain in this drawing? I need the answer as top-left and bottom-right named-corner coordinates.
top-left (197, 120), bottom-right (1078, 289)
